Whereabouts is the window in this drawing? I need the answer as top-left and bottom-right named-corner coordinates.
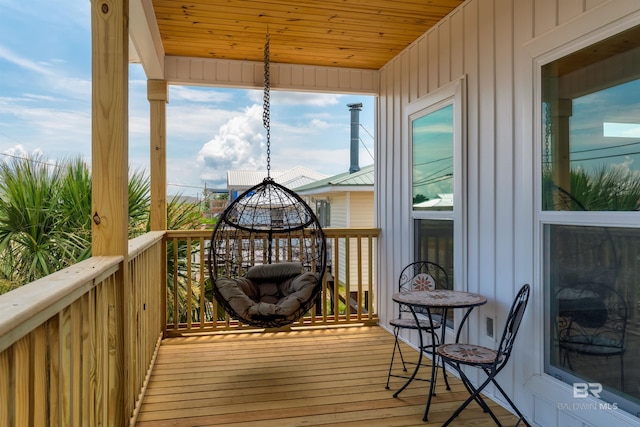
top-left (414, 218), bottom-right (454, 293)
top-left (542, 26), bottom-right (640, 415)
top-left (409, 78), bottom-right (465, 298)
top-left (315, 199), bottom-right (330, 228)
top-left (542, 26), bottom-right (640, 212)
top-left (412, 104), bottom-right (454, 287)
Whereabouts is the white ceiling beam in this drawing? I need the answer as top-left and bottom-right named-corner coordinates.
top-left (129, 0), bottom-right (164, 79)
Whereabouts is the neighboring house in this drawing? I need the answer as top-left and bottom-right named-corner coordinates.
top-left (413, 193), bottom-right (453, 210)
top-left (294, 163), bottom-right (374, 228)
top-left (226, 166), bottom-right (328, 201)
top-left (294, 164), bottom-right (375, 301)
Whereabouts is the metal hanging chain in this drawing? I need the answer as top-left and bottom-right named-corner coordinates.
top-left (263, 32), bottom-right (271, 178)
top-left (544, 101), bottom-right (551, 175)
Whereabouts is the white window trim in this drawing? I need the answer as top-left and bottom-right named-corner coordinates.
top-left (408, 77), bottom-right (466, 222)
top-left (406, 76), bottom-right (467, 295)
top-left (523, 5), bottom-right (640, 421)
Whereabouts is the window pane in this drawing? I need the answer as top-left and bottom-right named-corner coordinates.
top-left (414, 219), bottom-right (453, 287)
top-left (412, 104), bottom-right (454, 210)
top-left (414, 219), bottom-right (454, 326)
top-left (545, 224), bottom-right (640, 413)
top-left (541, 26), bottom-right (640, 211)
top-left (315, 199), bottom-right (330, 228)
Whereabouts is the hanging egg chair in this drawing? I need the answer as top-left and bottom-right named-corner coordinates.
top-left (208, 178), bottom-right (326, 328)
top-left (207, 33), bottom-right (327, 328)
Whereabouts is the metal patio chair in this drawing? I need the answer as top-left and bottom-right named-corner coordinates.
top-left (385, 261), bottom-right (450, 390)
top-left (437, 284), bottom-right (531, 426)
top-left (556, 283), bottom-right (627, 391)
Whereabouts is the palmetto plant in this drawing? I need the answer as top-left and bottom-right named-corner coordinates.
top-left (568, 166), bottom-right (640, 211)
top-left (129, 166), bottom-right (152, 238)
top-left (543, 165), bottom-right (640, 211)
top-left (0, 155), bottom-right (81, 284)
top-left (0, 155), bottom-right (207, 295)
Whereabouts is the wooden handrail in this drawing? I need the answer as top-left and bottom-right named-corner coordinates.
top-left (128, 230), bottom-right (164, 259)
top-left (0, 255), bottom-right (122, 354)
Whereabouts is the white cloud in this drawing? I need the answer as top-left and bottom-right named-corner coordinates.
top-left (17, 107), bottom-right (89, 137)
top-left (603, 122), bottom-right (640, 138)
top-left (197, 104), bottom-right (266, 185)
top-left (53, 77), bottom-right (91, 101)
top-left (170, 87), bottom-right (236, 103)
top-left (129, 113), bottom-right (151, 136)
top-left (309, 118), bottom-right (330, 129)
top-left (2, 144), bottom-right (28, 158)
top-left (0, 44), bottom-right (53, 76)
top-left (1, 144), bottom-right (44, 162)
top-left (23, 93), bottom-right (57, 102)
top-left (167, 105), bottom-right (241, 140)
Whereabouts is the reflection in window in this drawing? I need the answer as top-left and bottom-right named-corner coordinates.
top-left (545, 225), bottom-right (640, 412)
top-left (541, 26), bottom-right (640, 211)
top-left (415, 219), bottom-right (454, 326)
top-left (414, 219), bottom-right (453, 286)
top-left (412, 104), bottom-right (454, 211)
top-left (542, 26), bottom-right (640, 415)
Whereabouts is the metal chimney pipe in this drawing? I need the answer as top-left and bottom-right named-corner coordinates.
top-left (348, 102), bottom-right (362, 174)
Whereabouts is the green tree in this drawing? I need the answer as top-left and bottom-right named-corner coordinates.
top-left (0, 155), bottom-right (206, 292)
top-left (413, 194), bottom-right (427, 204)
top-left (0, 155), bottom-right (80, 285)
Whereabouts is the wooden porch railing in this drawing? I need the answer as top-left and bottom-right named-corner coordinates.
top-left (0, 231), bottom-right (165, 427)
top-left (165, 227), bottom-right (380, 335)
top-left (0, 227), bottom-right (378, 426)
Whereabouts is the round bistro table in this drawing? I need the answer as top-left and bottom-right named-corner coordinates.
top-left (391, 289), bottom-right (487, 421)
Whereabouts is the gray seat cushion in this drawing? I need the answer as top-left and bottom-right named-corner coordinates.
top-left (217, 262), bottom-right (319, 321)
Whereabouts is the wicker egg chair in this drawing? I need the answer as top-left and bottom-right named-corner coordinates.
top-left (207, 177), bottom-right (327, 328)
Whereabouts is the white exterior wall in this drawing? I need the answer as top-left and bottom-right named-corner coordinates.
top-left (349, 192), bottom-right (374, 227)
top-left (330, 192), bottom-right (376, 292)
top-left (376, 1), bottom-right (640, 426)
top-left (346, 192), bottom-right (375, 292)
top-left (330, 193), bottom-right (348, 227)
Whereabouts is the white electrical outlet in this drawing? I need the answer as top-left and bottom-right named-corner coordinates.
top-left (486, 316), bottom-right (494, 338)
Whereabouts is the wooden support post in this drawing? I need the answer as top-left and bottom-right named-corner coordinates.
top-left (91, 0), bottom-right (129, 424)
top-left (147, 80), bottom-right (168, 336)
top-left (91, 0), bottom-right (129, 257)
top-left (148, 80), bottom-right (168, 232)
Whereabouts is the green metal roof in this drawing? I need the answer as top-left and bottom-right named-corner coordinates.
top-left (294, 164), bottom-right (374, 193)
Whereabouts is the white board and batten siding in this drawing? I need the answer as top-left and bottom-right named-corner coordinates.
top-left (376, 1), bottom-right (640, 426)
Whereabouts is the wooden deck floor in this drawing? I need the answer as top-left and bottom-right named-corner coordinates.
top-left (135, 326), bottom-right (521, 427)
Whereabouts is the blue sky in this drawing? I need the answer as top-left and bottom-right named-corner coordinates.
top-left (0, 0), bottom-right (375, 197)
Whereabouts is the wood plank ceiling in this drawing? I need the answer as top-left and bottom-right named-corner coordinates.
top-left (152, 0), bottom-right (465, 70)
